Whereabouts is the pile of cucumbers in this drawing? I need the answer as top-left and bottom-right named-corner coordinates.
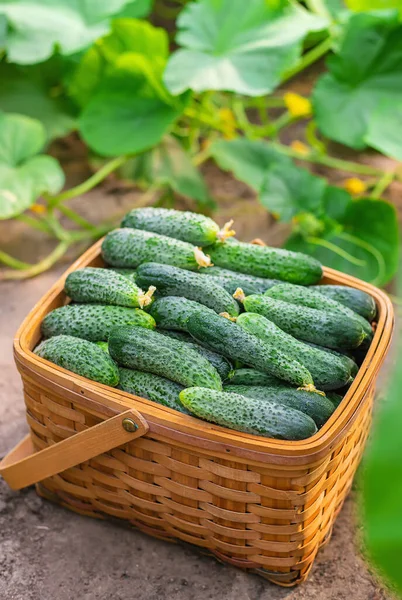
top-left (36, 207), bottom-right (376, 441)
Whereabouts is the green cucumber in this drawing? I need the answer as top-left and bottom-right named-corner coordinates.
top-left (179, 388), bottom-right (317, 440)
top-left (136, 262), bottom-right (239, 317)
top-left (149, 296), bottom-right (212, 332)
top-left (121, 207), bottom-right (233, 246)
top-left (65, 267), bottom-right (155, 309)
top-left (306, 342), bottom-right (358, 377)
top-left (226, 368), bottom-right (282, 386)
top-left (102, 228), bottom-right (212, 271)
top-left (198, 266), bottom-right (278, 295)
top-left (109, 268), bottom-right (137, 283)
top-left (117, 368), bottom-right (189, 414)
top-left (160, 330), bottom-right (233, 380)
top-left (326, 392), bottom-right (343, 408)
top-left (311, 284), bottom-right (376, 321)
top-left (108, 326), bottom-right (222, 390)
top-left (236, 312), bottom-right (352, 390)
top-left (243, 294), bottom-right (365, 350)
top-left (265, 283), bottom-right (373, 342)
top-left (186, 311), bottom-right (315, 389)
top-left (42, 304), bottom-right (155, 342)
top-left (206, 240), bottom-right (322, 284)
top-left (35, 335), bottom-right (119, 386)
top-left (223, 385), bottom-right (334, 428)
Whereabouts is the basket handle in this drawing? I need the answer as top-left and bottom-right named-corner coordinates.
top-left (0, 408), bottom-right (149, 490)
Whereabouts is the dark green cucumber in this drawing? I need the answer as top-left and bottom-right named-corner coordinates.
top-left (117, 368), bottom-right (189, 414)
top-left (42, 304), bottom-right (155, 342)
top-left (121, 207), bottom-right (230, 246)
top-left (35, 335), bottom-right (119, 386)
top-left (109, 268), bottom-right (137, 283)
top-left (326, 391), bottom-right (343, 408)
top-left (265, 283), bottom-right (373, 342)
top-left (223, 385), bottom-right (334, 428)
top-left (206, 240), bottom-right (322, 284)
top-left (108, 326), bottom-right (222, 390)
top-left (236, 312), bottom-right (352, 390)
top-left (226, 368), bottom-right (282, 386)
top-left (102, 228), bottom-right (212, 271)
top-left (65, 267), bottom-right (155, 309)
top-left (198, 266), bottom-right (278, 295)
top-left (160, 330), bottom-right (233, 380)
top-left (136, 262), bottom-right (239, 317)
top-left (186, 311), bottom-right (315, 389)
top-left (149, 296), bottom-right (213, 332)
top-left (311, 284), bottom-right (376, 321)
top-left (243, 294), bottom-right (365, 350)
top-left (179, 388), bottom-right (317, 440)
top-left (306, 342), bottom-right (358, 377)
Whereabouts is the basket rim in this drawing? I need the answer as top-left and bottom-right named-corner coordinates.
top-left (14, 238), bottom-right (394, 465)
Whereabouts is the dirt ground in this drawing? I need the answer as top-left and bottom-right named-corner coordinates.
top-left (0, 152), bottom-right (398, 599)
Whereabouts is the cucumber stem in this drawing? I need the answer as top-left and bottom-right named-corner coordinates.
top-left (219, 312), bottom-right (237, 322)
top-left (139, 285), bottom-right (156, 309)
top-left (217, 219), bottom-right (236, 242)
top-left (194, 247), bottom-right (213, 268)
top-left (233, 288), bottom-right (246, 303)
top-left (298, 383), bottom-right (326, 397)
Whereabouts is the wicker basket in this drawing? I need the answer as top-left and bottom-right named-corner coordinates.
top-left (0, 239), bottom-right (394, 586)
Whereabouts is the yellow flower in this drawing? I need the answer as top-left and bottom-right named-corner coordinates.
top-left (290, 140), bottom-right (310, 156)
top-left (30, 203), bottom-right (46, 214)
top-left (218, 108), bottom-right (236, 139)
top-left (284, 92), bottom-right (312, 118)
top-left (343, 178), bottom-right (367, 195)
top-left (218, 108), bottom-right (235, 124)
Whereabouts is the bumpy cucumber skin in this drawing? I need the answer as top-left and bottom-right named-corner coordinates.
top-left (179, 388), bottom-right (317, 440)
top-left (65, 268), bottom-right (143, 308)
top-left (149, 296), bottom-right (213, 331)
top-left (136, 262), bottom-right (239, 317)
top-left (311, 284), bottom-right (376, 321)
top-left (237, 312), bottom-right (351, 390)
top-left (35, 335), bottom-right (119, 386)
top-left (227, 368), bottom-right (282, 386)
top-left (117, 368), bottom-right (189, 414)
top-left (206, 240), bottom-right (322, 284)
top-left (243, 294), bottom-right (365, 350)
top-left (186, 311), bottom-right (314, 388)
top-left (265, 283), bottom-right (373, 342)
top-left (102, 228), bottom-right (205, 271)
top-left (223, 384), bottom-right (334, 428)
top-left (198, 266), bottom-right (278, 295)
top-left (42, 304), bottom-right (155, 342)
top-left (110, 268), bottom-right (137, 283)
top-left (122, 207), bottom-right (220, 246)
top-left (306, 342), bottom-right (358, 377)
top-left (109, 326), bottom-right (222, 391)
top-left (161, 330), bottom-right (233, 380)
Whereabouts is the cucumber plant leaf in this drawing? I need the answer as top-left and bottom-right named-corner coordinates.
top-left (346, 0), bottom-right (402, 16)
top-left (209, 138), bottom-right (292, 191)
top-left (115, 0), bottom-right (154, 18)
top-left (313, 11), bottom-right (402, 152)
top-left (164, 0), bottom-right (328, 96)
top-left (365, 100), bottom-right (402, 160)
top-left (0, 112), bottom-right (64, 219)
top-left (0, 0), bottom-right (138, 64)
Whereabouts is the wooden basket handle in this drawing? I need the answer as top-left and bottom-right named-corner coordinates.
top-left (0, 409), bottom-right (149, 490)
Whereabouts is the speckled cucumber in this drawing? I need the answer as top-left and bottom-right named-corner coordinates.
top-left (242, 294), bottom-right (365, 350)
top-left (149, 296), bottom-right (213, 332)
top-left (326, 392), bottom-right (343, 408)
top-left (136, 262), bottom-right (239, 317)
top-left (102, 228), bottom-right (212, 271)
top-left (108, 326), bottom-right (222, 390)
top-left (65, 268), bottom-right (155, 309)
top-left (121, 207), bottom-right (234, 246)
top-left (236, 312), bottom-right (352, 390)
top-left (226, 368), bottom-right (282, 386)
top-left (42, 304), bottom-right (155, 342)
top-left (198, 266), bottom-right (279, 296)
top-left (306, 342), bottom-right (358, 378)
top-left (109, 268), bottom-right (137, 283)
top-left (179, 388), bottom-right (317, 440)
top-left (160, 330), bottom-right (233, 380)
top-left (223, 385), bottom-right (334, 428)
top-left (117, 368), bottom-right (189, 414)
top-left (35, 335), bottom-right (119, 386)
top-left (186, 311), bottom-right (315, 389)
top-left (265, 283), bottom-right (373, 343)
top-left (310, 284), bottom-right (376, 321)
top-left (206, 240), bottom-right (322, 284)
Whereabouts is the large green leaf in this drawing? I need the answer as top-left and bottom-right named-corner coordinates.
top-left (365, 99), bottom-right (402, 160)
top-left (115, 0), bottom-right (153, 18)
top-left (286, 198), bottom-right (399, 286)
top-left (313, 11), bottom-right (402, 151)
top-left (346, 0), bottom-right (402, 15)
top-left (0, 0), bottom-right (138, 64)
top-left (209, 139), bottom-right (292, 191)
top-left (164, 0), bottom-right (327, 96)
top-left (0, 112), bottom-right (64, 219)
